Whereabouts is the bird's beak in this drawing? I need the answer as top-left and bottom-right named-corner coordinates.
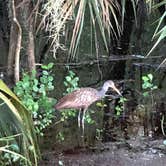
top-left (112, 85), bottom-right (122, 96)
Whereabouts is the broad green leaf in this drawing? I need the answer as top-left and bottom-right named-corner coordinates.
top-left (43, 70), bottom-right (49, 75)
top-left (142, 76), bottom-right (149, 82)
top-left (143, 91), bottom-right (149, 97)
top-left (119, 97), bottom-right (127, 103)
top-left (48, 76), bottom-right (53, 81)
top-left (65, 76), bottom-right (71, 82)
top-left (116, 111), bottom-right (120, 116)
top-left (47, 63), bottom-right (54, 69)
top-left (41, 65), bottom-right (48, 69)
top-left (64, 81), bottom-right (68, 86)
top-left (142, 82), bottom-right (152, 89)
top-left (34, 103), bottom-right (39, 112)
top-left (31, 70), bottom-right (37, 77)
top-left (115, 105), bottom-right (121, 111)
top-left (148, 73), bottom-right (153, 81)
top-left (96, 102), bottom-right (106, 107)
top-left (34, 79), bottom-right (38, 85)
top-left (152, 85), bottom-right (158, 90)
top-left (33, 86), bottom-right (39, 92)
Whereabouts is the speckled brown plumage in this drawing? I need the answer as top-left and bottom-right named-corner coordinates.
top-left (55, 80), bottom-right (121, 134)
top-left (55, 88), bottom-right (100, 110)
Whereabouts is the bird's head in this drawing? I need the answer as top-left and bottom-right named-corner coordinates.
top-left (102, 80), bottom-right (121, 96)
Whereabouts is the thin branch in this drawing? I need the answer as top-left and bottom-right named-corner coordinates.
top-left (16, 0), bottom-right (29, 9)
top-left (12, 0), bottom-right (22, 83)
top-left (27, 0), bottom-right (40, 22)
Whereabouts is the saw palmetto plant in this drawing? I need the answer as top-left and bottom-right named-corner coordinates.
top-left (41, 0), bottom-right (165, 63)
top-left (0, 80), bottom-right (40, 166)
top-left (144, 0), bottom-right (166, 70)
top-left (147, 0), bottom-right (166, 53)
top-left (41, 0), bottom-right (137, 59)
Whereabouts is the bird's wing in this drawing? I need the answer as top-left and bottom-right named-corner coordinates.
top-left (55, 88), bottom-right (99, 110)
top-left (55, 89), bottom-right (82, 110)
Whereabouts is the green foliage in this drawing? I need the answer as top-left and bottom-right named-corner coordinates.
top-left (56, 69), bottom-right (95, 142)
top-left (95, 128), bottom-right (103, 141)
top-left (62, 69), bottom-right (94, 124)
top-left (115, 97), bottom-right (127, 116)
top-left (0, 136), bottom-right (29, 166)
top-left (41, 62), bottom-right (54, 70)
top-left (14, 63), bottom-right (56, 136)
top-left (147, 1), bottom-right (166, 56)
top-left (0, 80), bottom-right (39, 166)
top-left (141, 73), bottom-right (166, 136)
top-left (63, 70), bottom-right (79, 94)
top-left (142, 73), bottom-right (158, 97)
top-left (43, 0), bottom-right (121, 59)
top-left (60, 69), bottom-right (79, 120)
top-left (85, 112), bottom-right (95, 124)
top-left (56, 132), bottom-right (65, 143)
top-left (96, 101), bottom-right (107, 108)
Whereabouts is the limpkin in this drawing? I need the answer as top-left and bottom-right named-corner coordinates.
top-left (55, 80), bottom-right (121, 133)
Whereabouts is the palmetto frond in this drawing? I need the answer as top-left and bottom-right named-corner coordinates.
top-left (68, 0), bottom-right (121, 59)
top-left (42, 0), bottom-right (121, 59)
top-left (0, 80), bottom-right (40, 165)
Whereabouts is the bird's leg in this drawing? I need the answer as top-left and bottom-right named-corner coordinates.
top-left (78, 108), bottom-right (82, 128)
top-left (81, 108), bottom-right (87, 135)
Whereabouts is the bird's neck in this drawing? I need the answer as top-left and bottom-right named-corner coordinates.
top-left (98, 88), bottom-right (107, 98)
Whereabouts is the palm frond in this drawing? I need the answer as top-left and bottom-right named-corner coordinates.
top-left (69, 0), bottom-right (121, 59)
top-left (152, 0), bottom-right (166, 9)
top-left (42, 0), bottom-right (121, 60)
top-left (0, 80), bottom-right (40, 165)
top-left (121, 0), bottom-right (137, 30)
top-left (69, 0), bottom-right (87, 58)
top-left (147, 8), bottom-right (166, 56)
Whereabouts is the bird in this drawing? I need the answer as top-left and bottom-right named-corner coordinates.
top-left (55, 80), bottom-right (121, 134)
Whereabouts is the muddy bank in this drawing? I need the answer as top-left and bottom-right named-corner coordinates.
top-left (40, 138), bottom-right (166, 166)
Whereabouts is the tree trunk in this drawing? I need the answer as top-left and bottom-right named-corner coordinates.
top-left (7, 0), bottom-right (22, 83)
top-left (7, 0), bottom-right (36, 84)
top-left (7, 22), bottom-right (16, 79)
top-left (27, 21), bottom-right (36, 71)
top-left (14, 17), bottom-right (22, 83)
top-left (23, 1), bottom-right (36, 72)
